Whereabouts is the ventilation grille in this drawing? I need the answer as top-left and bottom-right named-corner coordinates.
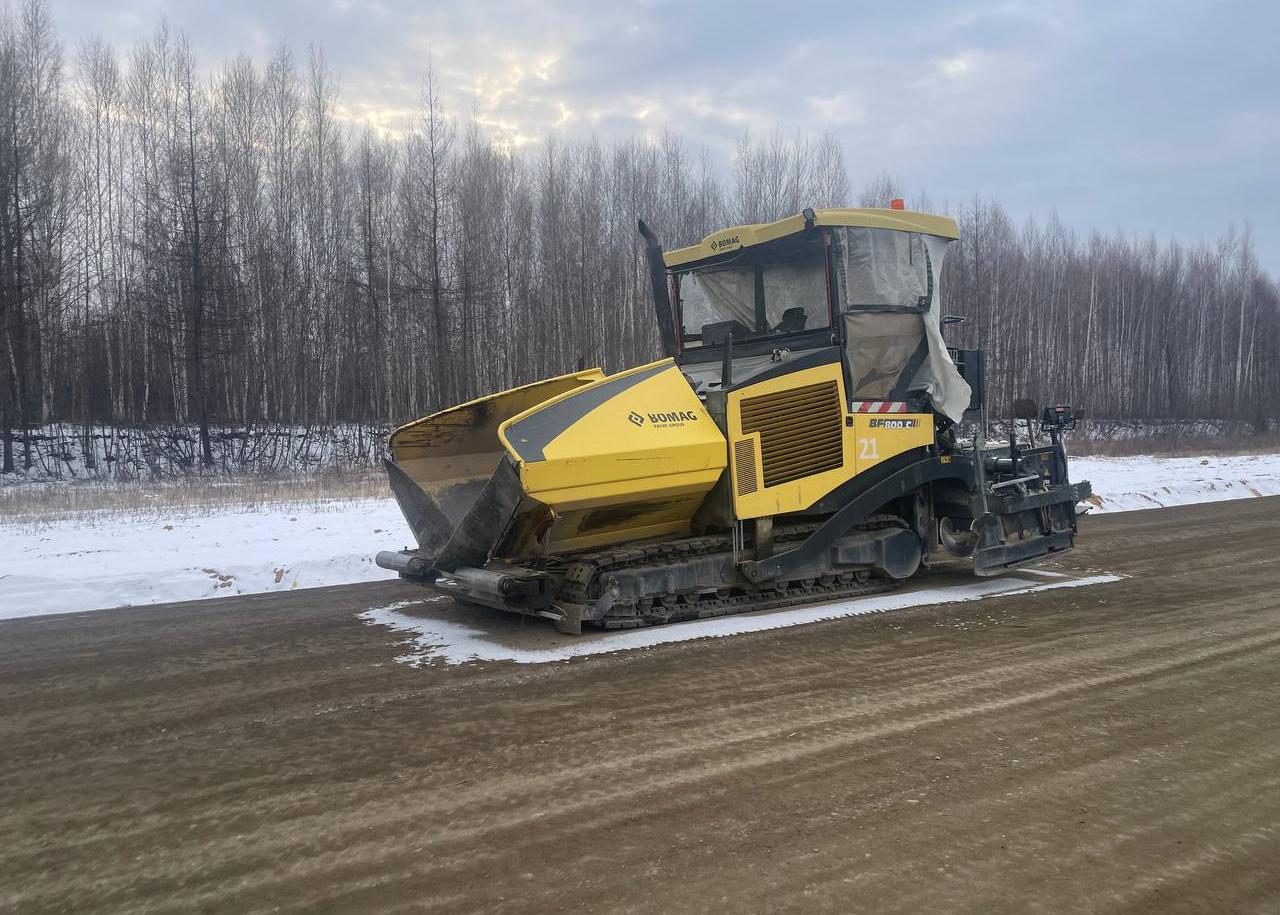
top-left (740, 380), bottom-right (844, 488)
top-left (733, 439), bottom-right (759, 495)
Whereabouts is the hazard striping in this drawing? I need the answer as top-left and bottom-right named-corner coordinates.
top-left (851, 401), bottom-right (909, 413)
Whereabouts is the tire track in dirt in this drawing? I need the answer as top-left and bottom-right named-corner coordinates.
top-left (5, 582), bottom-right (1269, 874)
top-left (11, 589), bottom-right (1280, 913)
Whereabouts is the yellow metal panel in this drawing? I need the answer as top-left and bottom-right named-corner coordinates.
top-left (664, 207), bottom-right (960, 267)
top-left (527, 471), bottom-right (724, 511)
top-left (728, 362), bottom-right (857, 519)
top-left (498, 360), bottom-right (728, 553)
top-left (389, 367), bottom-right (605, 459)
top-left (852, 413), bottom-right (934, 472)
top-left (387, 368), bottom-right (607, 527)
top-left (538, 515), bottom-right (696, 555)
top-left (727, 362), bottom-right (937, 520)
top-left (504, 361), bottom-right (726, 503)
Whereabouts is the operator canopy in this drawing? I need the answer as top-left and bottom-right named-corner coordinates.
top-left (666, 208), bottom-right (972, 423)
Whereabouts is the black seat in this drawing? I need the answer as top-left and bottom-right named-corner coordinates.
top-left (774, 307), bottom-right (807, 334)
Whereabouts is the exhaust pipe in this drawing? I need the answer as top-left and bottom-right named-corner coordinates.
top-left (638, 219), bottom-right (677, 358)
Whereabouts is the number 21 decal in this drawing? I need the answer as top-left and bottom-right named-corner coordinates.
top-left (858, 437), bottom-right (879, 461)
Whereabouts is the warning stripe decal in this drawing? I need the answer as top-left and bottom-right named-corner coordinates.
top-left (850, 401), bottom-right (908, 414)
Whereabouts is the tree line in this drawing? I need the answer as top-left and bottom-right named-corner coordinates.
top-left (2, 0), bottom-right (1277, 473)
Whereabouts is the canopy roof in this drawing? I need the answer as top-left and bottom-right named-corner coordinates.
top-left (663, 207), bottom-right (960, 269)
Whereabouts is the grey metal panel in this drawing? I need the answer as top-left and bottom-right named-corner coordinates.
top-left (504, 362), bottom-right (671, 462)
top-left (384, 458), bottom-right (455, 557)
top-left (432, 457), bottom-right (526, 573)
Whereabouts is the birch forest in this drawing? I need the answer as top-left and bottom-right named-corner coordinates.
top-left (2, 0), bottom-right (1277, 474)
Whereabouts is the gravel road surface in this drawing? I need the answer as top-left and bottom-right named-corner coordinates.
top-left (2, 498), bottom-right (1278, 914)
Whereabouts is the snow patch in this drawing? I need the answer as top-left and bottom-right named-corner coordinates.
top-left (361, 572), bottom-right (1125, 666)
top-left (0, 498), bottom-right (405, 619)
top-left (1071, 453), bottom-right (1280, 513)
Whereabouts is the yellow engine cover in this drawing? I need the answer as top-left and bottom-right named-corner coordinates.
top-left (499, 359), bottom-right (727, 554)
top-left (727, 360), bottom-right (934, 519)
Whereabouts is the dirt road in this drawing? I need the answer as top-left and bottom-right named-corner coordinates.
top-left (3, 498), bottom-right (1279, 914)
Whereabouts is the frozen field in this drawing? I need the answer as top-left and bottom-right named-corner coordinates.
top-left (1, 452), bottom-right (1278, 620)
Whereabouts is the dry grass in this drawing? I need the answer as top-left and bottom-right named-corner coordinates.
top-left (1069, 431), bottom-right (1280, 458)
top-left (0, 468), bottom-right (387, 524)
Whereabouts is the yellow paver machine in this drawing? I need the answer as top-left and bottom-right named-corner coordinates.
top-left (376, 206), bottom-right (1091, 632)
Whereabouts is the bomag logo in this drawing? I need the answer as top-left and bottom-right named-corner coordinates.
top-left (869, 418), bottom-right (920, 429)
top-left (710, 235), bottom-right (741, 251)
top-left (633, 409), bottom-right (699, 428)
top-left (649, 410), bottom-right (699, 423)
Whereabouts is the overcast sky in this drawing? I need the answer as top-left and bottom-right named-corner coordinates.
top-left (52, 0), bottom-right (1280, 273)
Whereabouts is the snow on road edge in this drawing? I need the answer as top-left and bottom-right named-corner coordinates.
top-left (2, 452), bottom-right (1277, 620)
top-left (362, 573), bottom-right (1125, 666)
top-left (1074, 453), bottom-right (1280, 513)
top-left (0, 498), bottom-right (409, 620)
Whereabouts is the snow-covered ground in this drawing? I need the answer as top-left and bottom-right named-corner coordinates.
top-left (1, 452), bottom-right (1278, 621)
top-left (1074, 453), bottom-right (1280, 512)
top-left (0, 499), bottom-right (410, 620)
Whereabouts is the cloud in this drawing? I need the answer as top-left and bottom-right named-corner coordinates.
top-left (47, 0), bottom-right (1280, 272)
top-left (807, 94), bottom-right (866, 127)
top-left (937, 54), bottom-right (973, 78)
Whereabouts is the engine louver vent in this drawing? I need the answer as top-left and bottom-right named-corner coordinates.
top-left (733, 439), bottom-right (759, 495)
top-left (740, 380), bottom-right (844, 488)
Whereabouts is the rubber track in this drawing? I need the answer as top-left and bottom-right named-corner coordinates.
top-left (595, 576), bottom-right (896, 629)
top-left (551, 517), bottom-right (905, 629)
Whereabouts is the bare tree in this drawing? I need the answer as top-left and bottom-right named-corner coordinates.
top-left (856, 170), bottom-right (904, 208)
top-left (1, 0), bottom-right (65, 471)
top-left (2, 7), bottom-right (1277, 479)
